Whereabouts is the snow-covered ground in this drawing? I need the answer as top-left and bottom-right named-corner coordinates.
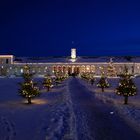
top-left (79, 77), bottom-right (140, 134)
top-left (0, 78), bottom-right (76, 140)
top-left (0, 77), bottom-right (140, 140)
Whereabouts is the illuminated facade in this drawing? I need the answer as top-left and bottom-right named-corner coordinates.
top-left (0, 50), bottom-right (139, 77)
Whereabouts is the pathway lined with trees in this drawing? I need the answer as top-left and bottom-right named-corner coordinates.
top-left (69, 77), bottom-right (140, 140)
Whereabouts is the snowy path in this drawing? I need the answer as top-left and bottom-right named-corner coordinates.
top-left (68, 77), bottom-right (140, 140)
top-left (0, 78), bottom-right (76, 140)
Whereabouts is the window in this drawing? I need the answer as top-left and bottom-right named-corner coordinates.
top-left (21, 69), bottom-right (23, 73)
top-left (6, 59), bottom-right (9, 64)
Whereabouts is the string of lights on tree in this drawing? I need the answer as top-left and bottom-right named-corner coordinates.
top-left (97, 73), bottom-right (110, 92)
top-left (18, 65), bottom-right (40, 104)
top-left (116, 66), bottom-right (137, 104)
top-left (43, 75), bottom-right (52, 91)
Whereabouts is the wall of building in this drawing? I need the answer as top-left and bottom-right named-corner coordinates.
top-left (0, 62), bottom-right (139, 77)
top-left (0, 55), bottom-right (14, 65)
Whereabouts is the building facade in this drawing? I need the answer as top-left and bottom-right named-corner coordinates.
top-left (0, 49), bottom-right (140, 77)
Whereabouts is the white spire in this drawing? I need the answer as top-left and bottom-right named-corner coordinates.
top-left (71, 48), bottom-right (76, 59)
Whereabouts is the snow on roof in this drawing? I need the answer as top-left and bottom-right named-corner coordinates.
top-left (13, 56), bottom-right (140, 64)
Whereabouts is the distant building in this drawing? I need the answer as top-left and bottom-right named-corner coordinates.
top-left (0, 49), bottom-right (139, 77)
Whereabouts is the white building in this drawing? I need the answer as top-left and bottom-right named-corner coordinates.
top-left (0, 49), bottom-right (139, 77)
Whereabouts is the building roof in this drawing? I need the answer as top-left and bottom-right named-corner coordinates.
top-left (13, 56), bottom-right (140, 64)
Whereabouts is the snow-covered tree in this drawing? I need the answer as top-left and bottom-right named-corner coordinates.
top-left (19, 65), bottom-right (40, 104)
top-left (116, 68), bottom-right (137, 104)
top-left (97, 75), bottom-right (110, 92)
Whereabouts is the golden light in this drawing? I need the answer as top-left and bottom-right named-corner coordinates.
top-left (70, 59), bottom-right (76, 62)
top-left (31, 99), bottom-right (48, 105)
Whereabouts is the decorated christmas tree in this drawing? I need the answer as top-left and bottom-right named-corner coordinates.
top-left (54, 71), bottom-right (66, 85)
top-left (43, 76), bottom-right (52, 91)
top-left (107, 58), bottom-right (116, 77)
top-left (116, 67), bottom-right (137, 104)
top-left (97, 74), bottom-right (110, 92)
top-left (19, 65), bottom-right (40, 104)
top-left (81, 73), bottom-right (90, 81)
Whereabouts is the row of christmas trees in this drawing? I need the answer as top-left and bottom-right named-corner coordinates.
top-left (81, 66), bottom-right (137, 105)
top-left (19, 65), bottom-right (137, 105)
top-left (18, 65), bottom-right (67, 104)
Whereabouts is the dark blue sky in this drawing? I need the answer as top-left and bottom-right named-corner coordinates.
top-left (0, 0), bottom-right (140, 56)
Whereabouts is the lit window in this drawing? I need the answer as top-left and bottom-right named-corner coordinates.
top-left (21, 69), bottom-right (23, 73)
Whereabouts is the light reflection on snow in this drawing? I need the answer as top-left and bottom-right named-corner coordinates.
top-left (94, 89), bottom-right (115, 93)
top-left (23, 99), bottom-right (48, 105)
top-left (30, 99), bottom-right (48, 105)
top-left (0, 99), bottom-right (49, 109)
